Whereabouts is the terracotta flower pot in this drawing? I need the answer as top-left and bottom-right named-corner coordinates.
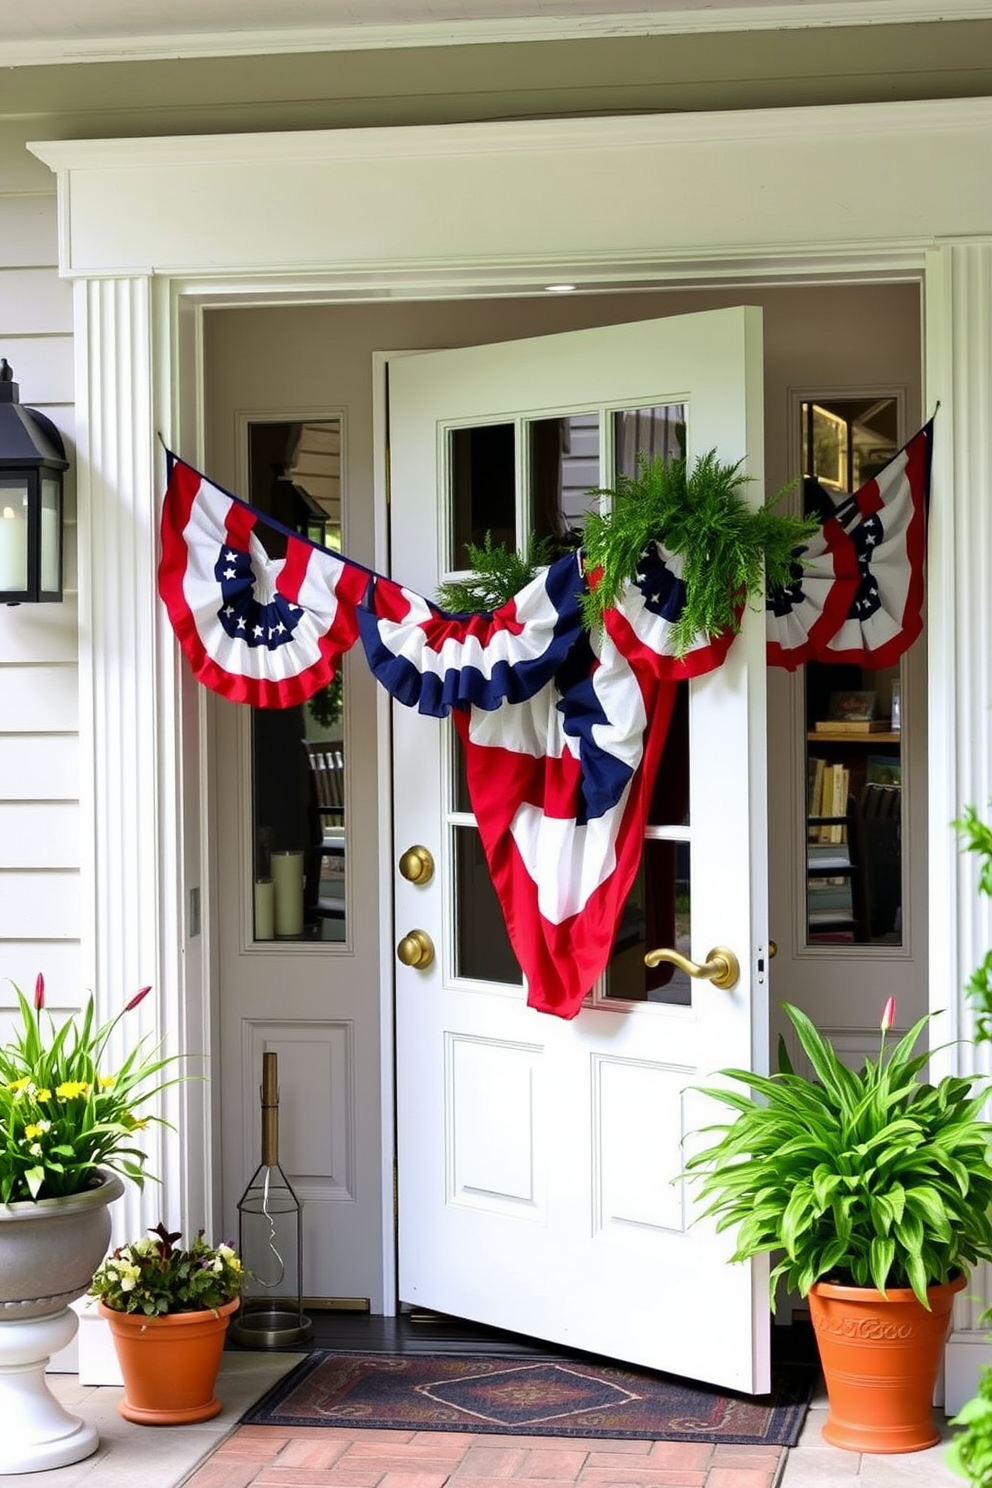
top-left (808, 1273), bottom-right (966, 1453)
top-left (97, 1297), bottom-right (239, 1424)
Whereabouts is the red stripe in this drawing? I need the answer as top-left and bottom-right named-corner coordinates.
top-left (223, 500), bottom-right (257, 552)
top-left (277, 535), bottom-right (313, 603)
top-left (456, 679), bottom-right (679, 1018)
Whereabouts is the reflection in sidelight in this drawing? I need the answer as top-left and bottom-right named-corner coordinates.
top-left (246, 419), bottom-right (347, 944)
top-left (452, 825), bottom-right (521, 985)
top-left (800, 397), bottom-right (904, 948)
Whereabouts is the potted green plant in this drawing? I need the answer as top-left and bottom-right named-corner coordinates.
top-left (90, 1223), bottom-right (244, 1424)
top-left (0, 973), bottom-right (183, 1471)
top-left (685, 997), bottom-right (992, 1455)
top-left (945, 803), bottom-right (992, 1486)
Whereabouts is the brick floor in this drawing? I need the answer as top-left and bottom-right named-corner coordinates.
top-left (180, 1429), bottom-right (785, 1488)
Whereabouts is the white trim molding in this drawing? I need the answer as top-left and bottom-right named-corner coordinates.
top-left (5, 2), bottom-right (992, 67)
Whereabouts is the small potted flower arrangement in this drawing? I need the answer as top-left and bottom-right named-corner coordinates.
top-left (90, 1223), bottom-right (244, 1424)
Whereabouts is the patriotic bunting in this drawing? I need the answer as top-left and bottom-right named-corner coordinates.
top-left (453, 548), bottom-right (735, 1018)
top-left (158, 455), bottom-right (369, 710)
top-left (765, 418), bottom-right (932, 670)
top-left (158, 427), bottom-right (932, 1019)
top-left (357, 551), bottom-right (586, 716)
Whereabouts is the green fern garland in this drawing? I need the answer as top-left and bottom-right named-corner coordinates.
top-left (436, 532), bottom-right (568, 612)
top-left (581, 451), bottom-right (816, 655)
top-left (432, 452), bottom-right (817, 659)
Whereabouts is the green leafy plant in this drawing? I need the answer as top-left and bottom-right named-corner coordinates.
top-left (945, 804), bottom-right (992, 1486)
top-left (581, 451), bottom-right (815, 654)
top-left (949, 1361), bottom-right (992, 1487)
top-left (307, 674), bottom-right (343, 730)
top-left (954, 803), bottom-right (992, 1044)
top-left (0, 974), bottom-right (183, 1202)
top-left (435, 532), bottom-right (569, 613)
top-left (685, 999), bottom-right (992, 1308)
top-left (89, 1223), bottom-right (243, 1316)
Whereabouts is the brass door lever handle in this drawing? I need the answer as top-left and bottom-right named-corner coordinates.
top-left (643, 944), bottom-right (740, 990)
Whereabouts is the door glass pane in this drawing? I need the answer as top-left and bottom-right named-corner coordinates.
top-left (449, 423), bottom-right (516, 569)
top-left (528, 413), bottom-right (600, 542)
top-left (606, 408), bottom-right (691, 1005)
top-left (647, 683), bottom-right (689, 828)
top-left (453, 824), bottom-right (522, 985)
top-left (246, 418), bottom-right (347, 944)
top-left (614, 403), bottom-right (686, 478)
top-left (605, 843), bottom-right (692, 1004)
top-left (800, 397), bottom-right (904, 948)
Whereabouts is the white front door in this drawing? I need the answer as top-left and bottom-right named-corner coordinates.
top-left (388, 309), bottom-right (772, 1393)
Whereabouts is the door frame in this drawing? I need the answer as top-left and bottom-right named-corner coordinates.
top-left (30, 101), bottom-right (992, 1393)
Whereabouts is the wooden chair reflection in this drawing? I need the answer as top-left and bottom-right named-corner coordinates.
top-left (849, 783), bottom-right (902, 944)
top-left (306, 742), bottom-right (345, 830)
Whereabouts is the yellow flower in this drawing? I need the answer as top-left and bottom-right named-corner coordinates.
top-left (35, 1088), bottom-right (51, 1102)
top-left (23, 1121), bottom-right (51, 1140)
top-left (55, 1081), bottom-right (90, 1099)
top-left (8, 1077), bottom-right (30, 1093)
top-left (98, 1076), bottom-right (115, 1089)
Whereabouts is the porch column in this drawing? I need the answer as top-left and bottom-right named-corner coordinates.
top-left (72, 274), bottom-right (197, 1245)
top-left (926, 241), bottom-right (992, 1411)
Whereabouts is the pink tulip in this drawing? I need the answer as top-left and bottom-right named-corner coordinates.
top-left (881, 996), bottom-right (896, 1033)
top-left (125, 986), bottom-right (152, 1012)
top-left (34, 973), bottom-right (45, 1010)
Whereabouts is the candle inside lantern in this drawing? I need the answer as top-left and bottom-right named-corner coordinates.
top-left (0, 500), bottom-right (27, 592)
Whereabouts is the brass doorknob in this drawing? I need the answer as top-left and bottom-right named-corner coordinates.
top-left (397, 929), bottom-right (435, 969)
top-left (643, 944), bottom-right (740, 990)
top-left (399, 845), bottom-right (435, 884)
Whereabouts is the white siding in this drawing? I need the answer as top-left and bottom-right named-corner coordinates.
top-left (0, 156), bottom-right (80, 1006)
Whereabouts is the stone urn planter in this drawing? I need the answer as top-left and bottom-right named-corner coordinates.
top-left (0, 1169), bottom-right (125, 1473)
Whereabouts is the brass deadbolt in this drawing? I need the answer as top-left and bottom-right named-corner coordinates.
top-left (396, 928), bottom-right (435, 970)
top-left (399, 845), bottom-right (435, 884)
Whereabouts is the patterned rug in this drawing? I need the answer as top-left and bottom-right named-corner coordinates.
top-left (240, 1350), bottom-right (813, 1445)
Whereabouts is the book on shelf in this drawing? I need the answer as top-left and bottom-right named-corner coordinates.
top-left (814, 718), bottom-right (892, 734)
top-left (807, 755), bottom-right (826, 820)
top-left (827, 763), bottom-right (849, 845)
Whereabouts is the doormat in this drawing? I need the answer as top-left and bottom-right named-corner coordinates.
top-left (239, 1350), bottom-right (813, 1445)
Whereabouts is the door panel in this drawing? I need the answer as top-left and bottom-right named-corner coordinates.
top-left (390, 309), bottom-right (771, 1393)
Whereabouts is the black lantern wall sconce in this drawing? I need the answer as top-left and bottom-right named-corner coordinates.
top-left (0, 359), bottom-right (69, 605)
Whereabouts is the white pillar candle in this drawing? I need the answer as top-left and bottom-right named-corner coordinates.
top-left (271, 851), bottom-right (304, 937)
top-left (253, 878), bottom-right (275, 941)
